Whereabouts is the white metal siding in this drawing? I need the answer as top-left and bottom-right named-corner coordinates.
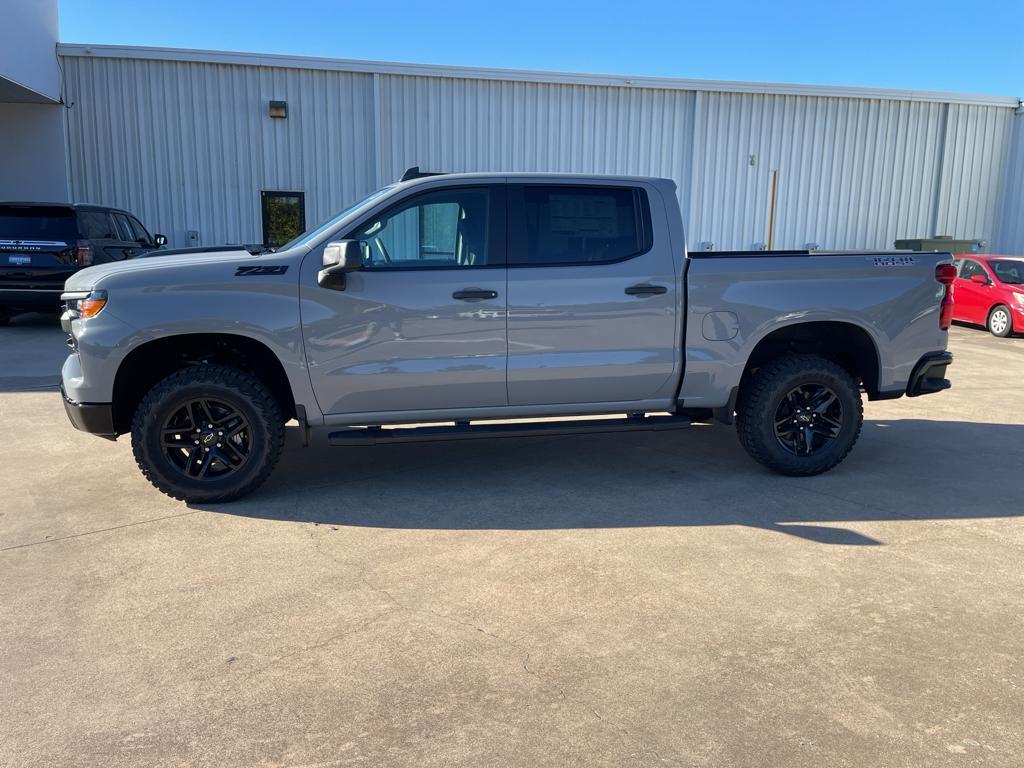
top-left (62, 56), bottom-right (376, 246)
top-left (933, 103), bottom-right (1014, 245)
top-left (60, 50), bottom-right (1020, 253)
top-left (376, 74), bottom-right (695, 218)
top-left (689, 93), bottom-right (953, 250)
top-left (996, 115), bottom-right (1024, 254)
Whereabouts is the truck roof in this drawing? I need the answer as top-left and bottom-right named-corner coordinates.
top-left (394, 169), bottom-right (676, 187)
top-left (0, 201), bottom-right (137, 216)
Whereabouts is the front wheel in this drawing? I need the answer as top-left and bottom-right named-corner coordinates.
top-left (131, 364), bottom-right (284, 502)
top-left (735, 354), bottom-right (863, 477)
top-left (988, 305), bottom-right (1013, 337)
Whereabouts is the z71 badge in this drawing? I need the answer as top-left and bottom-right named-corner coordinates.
top-left (235, 265), bottom-right (288, 276)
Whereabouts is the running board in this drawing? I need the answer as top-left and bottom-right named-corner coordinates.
top-left (327, 414), bottom-right (691, 446)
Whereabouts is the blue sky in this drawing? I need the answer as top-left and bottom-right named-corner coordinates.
top-left (60, 0), bottom-right (1024, 96)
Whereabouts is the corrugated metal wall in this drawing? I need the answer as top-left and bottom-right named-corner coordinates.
top-left (375, 74), bottom-right (696, 221)
top-left (996, 114), bottom-right (1024, 254)
top-left (62, 55), bottom-right (376, 246)
top-left (60, 52), bottom-right (1020, 252)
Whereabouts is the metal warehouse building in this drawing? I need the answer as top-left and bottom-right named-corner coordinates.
top-left (2, 6), bottom-right (1023, 253)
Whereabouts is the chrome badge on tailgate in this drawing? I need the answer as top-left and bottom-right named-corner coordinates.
top-left (0, 239), bottom-right (68, 253)
top-left (871, 256), bottom-right (917, 267)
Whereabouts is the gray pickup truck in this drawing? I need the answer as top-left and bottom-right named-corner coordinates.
top-left (59, 170), bottom-right (955, 502)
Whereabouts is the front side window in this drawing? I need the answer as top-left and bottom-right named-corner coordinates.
top-left (510, 185), bottom-right (649, 266)
top-left (111, 213), bottom-right (136, 242)
top-left (352, 187), bottom-right (492, 268)
top-left (127, 216), bottom-right (153, 244)
top-left (958, 259), bottom-right (987, 281)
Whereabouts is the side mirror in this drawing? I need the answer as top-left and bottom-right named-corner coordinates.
top-left (970, 274), bottom-right (989, 285)
top-left (317, 239), bottom-right (363, 289)
top-left (154, 234), bottom-right (167, 246)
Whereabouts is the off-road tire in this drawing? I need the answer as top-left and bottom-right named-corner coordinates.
top-left (735, 354), bottom-right (863, 477)
top-left (131, 364), bottom-right (284, 503)
top-left (987, 305), bottom-right (1013, 337)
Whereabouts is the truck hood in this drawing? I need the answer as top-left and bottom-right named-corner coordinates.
top-left (63, 248), bottom-right (255, 292)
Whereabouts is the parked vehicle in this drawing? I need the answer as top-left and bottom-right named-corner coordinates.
top-left (951, 254), bottom-right (1024, 337)
top-left (0, 202), bottom-right (165, 324)
top-left (59, 171), bottom-right (955, 502)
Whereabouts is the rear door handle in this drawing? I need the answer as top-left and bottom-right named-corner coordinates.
top-left (624, 284), bottom-right (668, 296)
top-left (452, 288), bottom-right (498, 301)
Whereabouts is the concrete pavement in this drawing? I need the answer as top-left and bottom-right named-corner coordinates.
top-left (1, 318), bottom-right (1022, 767)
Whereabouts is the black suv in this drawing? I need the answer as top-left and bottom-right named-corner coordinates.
top-left (0, 202), bottom-right (166, 324)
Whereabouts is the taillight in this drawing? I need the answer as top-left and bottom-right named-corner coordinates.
top-left (936, 263), bottom-right (957, 330)
top-left (75, 240), bottom-right (94, 267)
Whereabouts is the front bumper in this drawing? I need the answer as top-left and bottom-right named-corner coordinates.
top-left (906, 351), bottom-right (953, 397)
top-left (61, 385), bottom-right (117, 439)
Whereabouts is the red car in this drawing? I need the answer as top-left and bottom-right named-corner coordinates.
top-left (951, 254), bottom-right (1024, 337)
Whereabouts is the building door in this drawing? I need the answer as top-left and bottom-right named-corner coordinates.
top-left (261, 191), bottom-right (305, 248)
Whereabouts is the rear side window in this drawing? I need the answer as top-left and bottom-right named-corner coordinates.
top-left (0, 206), bottom-right (77, 241)
top-left (78, 211), bottom-right (117, 239)
top-left (509, 185), bottom-right (651, 266)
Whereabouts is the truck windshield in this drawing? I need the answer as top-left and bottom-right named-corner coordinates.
top-left (277, 187), bottom-right (393, 251)
top-left (990, 259), bottom-right (1024, 284)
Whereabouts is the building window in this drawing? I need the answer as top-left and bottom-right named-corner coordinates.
top-left (261, 191), bottom-right (305, 248)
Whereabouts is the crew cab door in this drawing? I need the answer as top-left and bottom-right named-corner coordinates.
top-left (505, 182), bottom-right (679, 406)
top-left (301, 184), bottom-right (508, 416)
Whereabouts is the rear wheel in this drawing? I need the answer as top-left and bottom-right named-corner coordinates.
top-left (131, 364), bottom-right (284, 503)
top-left (735, 354), bottom-right (863, 476)
top-left (987, 305), bottom-right (1012, 337)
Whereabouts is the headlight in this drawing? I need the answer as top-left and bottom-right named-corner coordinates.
top-left (79, 291), bottom-right (108, 319)
top-left (61, 289), bottom-right (108, 320)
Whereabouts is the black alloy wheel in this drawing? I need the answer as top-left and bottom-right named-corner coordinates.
top-left (161, 397), bottom-right (252, 480)
top-left (772, 383), bottom-right (844, 457)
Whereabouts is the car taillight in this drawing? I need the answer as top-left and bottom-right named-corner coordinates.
top-left (75, 240), bottom-right (94, 267)
top-left (936, 263), bottom-right (957, 330)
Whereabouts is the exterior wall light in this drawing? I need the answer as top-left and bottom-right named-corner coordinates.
top-left (269, 100), bottom-right (288, 119)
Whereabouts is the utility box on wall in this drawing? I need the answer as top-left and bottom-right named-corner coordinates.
top-left (895, 235), bottom-right (986, 252)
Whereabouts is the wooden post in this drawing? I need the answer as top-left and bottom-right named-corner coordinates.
top-left (767, 170), bottom-right (778, 251)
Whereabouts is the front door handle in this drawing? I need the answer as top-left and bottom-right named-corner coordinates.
top-left (453, 288), bottom-right (498, 301)
top-left (624, 284), bottom-right (668, 296)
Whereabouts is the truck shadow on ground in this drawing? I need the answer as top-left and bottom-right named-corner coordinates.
top-left (201, 418), bottom-right (1022, 546)
top-left (0, 313), bottom-right (65, 392)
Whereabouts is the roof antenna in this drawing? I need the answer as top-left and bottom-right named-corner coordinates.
top-left (400, 166), bottom-right (446, 182)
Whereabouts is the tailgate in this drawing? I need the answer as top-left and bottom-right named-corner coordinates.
top-left (0, 205), bottom-right (81, 289)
